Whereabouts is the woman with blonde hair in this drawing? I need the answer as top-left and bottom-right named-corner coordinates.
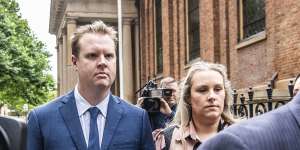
top-left (153, 61), bottom-right (235, 150)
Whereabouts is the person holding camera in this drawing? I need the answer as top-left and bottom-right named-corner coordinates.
top-left (137, 77), bottom-right (178, 131)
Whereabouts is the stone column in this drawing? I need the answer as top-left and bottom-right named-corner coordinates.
top-left (133, 18), bottom-right (140, 103)
top-left (122, 19), bottom-right (134, 103)
top-left (57, 38), bottom-right (62, 96)
top-left (62, 33), bottom-right (68, 94)
top-left (59, 36), bottom-right (64, 96)
top-left (66, 18), bottom-right (77, 91)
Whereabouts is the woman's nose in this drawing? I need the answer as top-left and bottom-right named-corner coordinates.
top-left (207, 90), bottom-right (217, 102)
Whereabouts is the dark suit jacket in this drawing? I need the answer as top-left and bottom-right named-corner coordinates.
top-left (148, 105), bottom-right (177, 131)
top-left (198, 93), bottom-right (300, 150)
top-left (27, 91), bottom-right (155, 150)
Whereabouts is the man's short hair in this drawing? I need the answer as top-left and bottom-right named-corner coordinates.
top-left (71, 20), bottom-right (117, 57)
top-left (160, 77), bottom-right (176, 88)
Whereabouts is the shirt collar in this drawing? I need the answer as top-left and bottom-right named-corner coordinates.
top-left (174, 119), bottom-right (228, 143)
top-left (74, 84), bottom-right (109, 118)
top-left (183, 121), bottom-right (201, 142)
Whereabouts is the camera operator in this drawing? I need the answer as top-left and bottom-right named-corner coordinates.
top-left (137, 77), bottom-right (178, 131)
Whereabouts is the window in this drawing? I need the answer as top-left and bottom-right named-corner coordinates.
top-left (239, 0), bottom-right (265, 40)
top-left (187, 0), bottom-right (200, 61)
top-left (155, 0), bottom-right (163, 73)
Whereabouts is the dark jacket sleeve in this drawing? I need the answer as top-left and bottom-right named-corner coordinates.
top-left (198, 131), bottom-right (248, 150)
top-left (27, 110), bottom-right (43, 150)
top-left (141, 110), bottom-right (155, 150)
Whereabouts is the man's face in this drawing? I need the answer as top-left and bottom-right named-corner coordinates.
top-left (72, 33), bottom-right (116, 90)
top-left (293, 78), bottom-right (300, 96)
top-left (163, 82), bottom-right (178, 106)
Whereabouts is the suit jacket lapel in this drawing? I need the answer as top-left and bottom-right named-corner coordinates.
top-left (101, 95), bottom-right (124, 149)
top-left (288, 93), bottom-right (300, 128)
top-left (59, 91), bottom-right (87, 150)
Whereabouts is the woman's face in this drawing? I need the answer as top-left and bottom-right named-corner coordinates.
top-left (190, 70), bottom-right (225, 121)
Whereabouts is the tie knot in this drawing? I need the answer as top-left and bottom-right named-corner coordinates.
top-left (88, 107), bottom-right (100, 119)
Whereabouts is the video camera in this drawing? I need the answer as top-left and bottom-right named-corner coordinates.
top-left (140, 80), bottom-right (173, 112)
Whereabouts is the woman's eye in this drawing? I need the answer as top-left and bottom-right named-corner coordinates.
top-left (214, 87), bottom-right (223, 92)
top-left (197, 88), bottom-right (207, 93)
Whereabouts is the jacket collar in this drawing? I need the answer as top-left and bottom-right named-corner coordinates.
top-left (100, 95), bottom-right (124, 150)
top-left (59, 91), bottom-right (87, 150)
top-left (59, 91), bottom-right (124, 150)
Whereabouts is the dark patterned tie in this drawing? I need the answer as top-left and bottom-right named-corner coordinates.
top-left (87, 107), bottom-right (101, 150)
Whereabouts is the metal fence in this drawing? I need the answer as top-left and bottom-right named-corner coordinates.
top-left (231, 80), bottom-right (295, 118)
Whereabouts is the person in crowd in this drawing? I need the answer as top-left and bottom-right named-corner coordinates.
top-left (154, 61), bottom-right (235, 150)
top-left (197, 75), bottom-right (300, 150)
top-left (137, 77), bottom-right (178, 131)
top-left (27, 20), bottom-right (154, 150)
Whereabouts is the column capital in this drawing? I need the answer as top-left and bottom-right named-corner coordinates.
top-left (132, 18), bottom-right (139, 25)
top-left (66, 17), bottom-right (78, 24)
top-left (123, 18), bottom-right (133, 25)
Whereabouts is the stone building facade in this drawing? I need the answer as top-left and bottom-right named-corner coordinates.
top-left (50, 0), bottom-right (300, 103)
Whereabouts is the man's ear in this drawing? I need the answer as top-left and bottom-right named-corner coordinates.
top-left (72, 55), bottom-right (78, 70)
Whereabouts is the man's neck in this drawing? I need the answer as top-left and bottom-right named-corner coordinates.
top-left (77, 84), bottom-right (110, 106)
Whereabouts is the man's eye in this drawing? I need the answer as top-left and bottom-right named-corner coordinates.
top-left (214, 87), bottom-right (223, 92)
top-left (86, 53), bottom-right (97, 58)
top-left (105, 54), bottom-right (114, 59)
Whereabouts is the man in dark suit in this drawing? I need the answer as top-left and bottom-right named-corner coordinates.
top-left (198, 80), bottom-right (300, 150)
top-left (27, 20), bottom-right (155, 150)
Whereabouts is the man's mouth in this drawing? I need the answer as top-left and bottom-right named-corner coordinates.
top-left (95, 72), bottom-right (108, 78)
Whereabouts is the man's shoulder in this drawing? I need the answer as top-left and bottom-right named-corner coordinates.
top-left (111, 95), bottom-right (145, 113)
top-left (31, 91), bottom-right (73, 116)
top-left (199, 104), bottom-right (294, 150)
top-left (224, 104), bottom-right (290, 137)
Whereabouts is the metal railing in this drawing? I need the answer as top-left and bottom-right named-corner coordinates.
top-left (231, 80), bottom-right (294, 118)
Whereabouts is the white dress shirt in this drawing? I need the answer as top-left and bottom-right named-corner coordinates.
top-left (74, 85), bottom-right (109, 148)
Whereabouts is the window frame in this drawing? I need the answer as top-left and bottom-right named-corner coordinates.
top-left (185, 0), bottom-right (200, 63)
top-left (238, 0), bottom-right (266, 41)
top-left (154, 0), bottom-right (163, 74)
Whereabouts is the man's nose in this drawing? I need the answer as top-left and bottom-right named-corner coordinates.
top-left (97, 55), bottom-right (107, 67)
